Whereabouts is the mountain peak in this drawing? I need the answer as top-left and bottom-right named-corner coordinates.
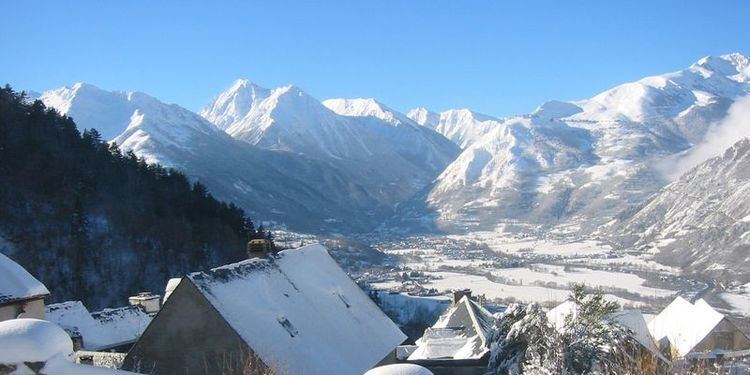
top-left (268, 85), bottom-right (324, 111)
top-left (200, 79), bottom-right (273, 130)
top-left (274, 84), bottom-right (307, 97)
top-left (406, 107), bottom-right (439, 127)
top-left (227, 78), bottom-right (267, 93)
top-left (441, 108), bottom-right (497, 123)
top-left (71, 81), bottom-right (90, 90)
top-left (692, 53), bottom-right (750, 82)
top-left (322, 97), bottom-right (413, 127)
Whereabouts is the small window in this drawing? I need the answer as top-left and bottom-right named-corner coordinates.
top-left (715, 332), bottom-right (734, 350)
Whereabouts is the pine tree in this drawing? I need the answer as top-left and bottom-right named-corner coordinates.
top-left (561, 284), bottom-right (633, 374)
top-left (0, 86), bottom-right (255, 309)
top-left (70, 197), bottom-right (89, 299)
top-left (488, 303), bottom-right (563, 374)
top-left (487, 285), bottom-right (639, 374)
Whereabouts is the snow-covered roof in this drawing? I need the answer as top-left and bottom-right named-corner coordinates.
top-left (365, 363), bottom-right (434, 375)
top-left (648, 296), bottom-right (726, 357)
top-left (408, 296), bottom-right (494, 361)
top-left (547, 300), bottom-right (577, 331)
top-left (162, 278), bottom-right (181, 303)
top-left (0, 252), bottom-right (49, 304)
top-left (45, 301), bottom-right (151, 350)
top-left (0, 318), bottom-right (136, 374)
top-left (185, 244), bottom-right (406, 375)
top-left (609, 310), bottom-right (669, 363)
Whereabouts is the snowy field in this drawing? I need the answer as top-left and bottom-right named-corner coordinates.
top-left (371, 233), bottom-right (680, 310)
top-left (277, 229), bottom-right (737, 316)
top-left (373, 271), bottom-right (638, 307)
top-left (486, 265), bottom-right (675, 298)
top-left (372, 270), bottom-right (663, 308)
top-left (721, 283), bottom-right (750, 316)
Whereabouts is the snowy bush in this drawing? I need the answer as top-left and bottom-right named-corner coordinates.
top-left (487, 284), bottom-right (645, 374)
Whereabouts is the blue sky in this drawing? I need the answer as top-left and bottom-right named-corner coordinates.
top-left (2, 1), bottom-right (749, 116)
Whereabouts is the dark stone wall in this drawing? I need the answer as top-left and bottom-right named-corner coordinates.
top-left (122, 280), bottom-right (268, 374)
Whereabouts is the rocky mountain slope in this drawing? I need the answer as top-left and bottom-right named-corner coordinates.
top-left (401, 53), bottom-right (750, 233)
top-left (611, 137), bottom-right (750, 279)
top-left (32, 54), bottom-right (750, 238)
top-left (322, 98), bottom-right (459, 174)
top-left (407, 107), bottom-right (501, 148)
top-left (36, 82), bottom-right (458, 232)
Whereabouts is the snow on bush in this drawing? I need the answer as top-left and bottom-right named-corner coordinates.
top-left (487, 284), bottom-right (643, 374)
top-left (0, 318), bottom-right (73, 363)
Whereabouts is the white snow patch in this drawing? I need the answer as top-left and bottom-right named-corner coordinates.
top-left (45, 301), bottom-right (151, 351)
top-left (0, 252), bottom-right (49, 304)
top-left (365, 364), bottom-right (434, 375)
top-left (0, 319), bottom-right (72, 363)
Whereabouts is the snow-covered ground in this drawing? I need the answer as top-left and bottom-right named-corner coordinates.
top-left (486, 265), bottom-right (674, 298)
top-left (369, 233), bottom-right (683, 311)
top-left (374, 271), bottom-right (647, 308)
top-left (721, 283), bottom-right (750, 316)
top-left (721, 292), bottom-right (750, 316)
top-left (452, 232), bottom-right (613, 257)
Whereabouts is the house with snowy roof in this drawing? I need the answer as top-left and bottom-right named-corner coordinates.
top-left (45, 300), bottom-right (152, 352)
top-left (547, 300), bottom-right (670, 370)
top-left (122, 244), bottom-right (406, 375)
top-left (0, 252), bottom-right (50, 321)
top-left (396, 290), bottom-right (494, 375)
top-left (648, 296), bottom-right (750, 359)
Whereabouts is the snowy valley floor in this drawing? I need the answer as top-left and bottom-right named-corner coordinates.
top-left (274, 229), bottom-right (750, 323)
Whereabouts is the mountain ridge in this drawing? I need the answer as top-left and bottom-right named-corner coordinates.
top-left (400, 53), bottom-right (750, 234)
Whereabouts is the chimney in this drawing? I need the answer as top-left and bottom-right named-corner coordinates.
top-left (452, 289), bottom-right (472, 304)
top-left (129, 291), bottom-right (161, 316)
top-left (247, 239), bottom-right (272, 259)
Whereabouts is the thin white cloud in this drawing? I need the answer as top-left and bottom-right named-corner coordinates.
top-left (666, 95), bottom-right (750, 179)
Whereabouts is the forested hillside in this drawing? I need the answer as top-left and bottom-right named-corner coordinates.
top-left (0, 86), bottom-right (265, 309)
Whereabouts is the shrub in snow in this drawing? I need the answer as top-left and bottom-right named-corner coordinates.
top-left (561, 285), bottom-right (636, 374)
top-left (0, 318), bottom-right (73, 365)
top-left (0, 318), bottom-right (136, 375)
top-left (487, 302), bottom-right (562, 374)
top-left (487, 284), bottom-right (643, 374)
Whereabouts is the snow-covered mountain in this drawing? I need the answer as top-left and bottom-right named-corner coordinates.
top-left (201, 81), bottom-right (458, 175)
top-left (32, 53), bottom-right (750, 237)
top-left (199, 79), bottom-right (271, 131)
top-left (35, 83), bottom-right (436, 231)
top-left (36, 83), bottom-right (143, 140)
top-left (407, 107), bottom-right (501, 148)
top-left (35, 81), bottom-right (463, 231)
top-left (322, 98), bottom-right (460, 173)
top-left (206, 82), bottom-right (382, 161)
top-left (401, 53), bottom-right (750, 233)
top-left (426, 117), bottom-right (597, 222)
top-left (612, 137), bottom-right (750, 279)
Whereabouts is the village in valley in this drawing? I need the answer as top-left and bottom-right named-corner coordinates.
top-left (3, 233), bottom-right (750, 374)
top-left (5, 2), bottom-right (750, 374)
